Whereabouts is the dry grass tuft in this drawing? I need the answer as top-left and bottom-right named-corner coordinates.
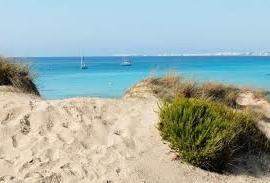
top-left (0, 56), bottom-right (40, 95)
top-left (147, 73), bottom-right (269, 109)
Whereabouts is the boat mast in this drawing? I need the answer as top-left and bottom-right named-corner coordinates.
top-left (81, 55), bottom-right (83, 67)
top-left (80, 51), bottom-right (84, 68)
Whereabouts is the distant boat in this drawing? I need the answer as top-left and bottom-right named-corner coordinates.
top-left (80, 55), bottom-right (88, 69)
top-left (120, 57), bottom-right (132, 66)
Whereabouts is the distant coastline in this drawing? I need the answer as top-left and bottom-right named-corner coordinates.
top-left (112, 51), bottom-right (270, 57)
top-left (6, 51), bottom-right (270, 58)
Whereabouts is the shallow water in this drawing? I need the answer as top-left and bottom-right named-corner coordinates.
top-left (22, 56), bottom-right (270, 99)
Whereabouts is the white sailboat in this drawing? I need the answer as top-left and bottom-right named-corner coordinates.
top-left (120, 57), bottom-right (132, 66)
top-left (80, 55), bottom-right (88, 69)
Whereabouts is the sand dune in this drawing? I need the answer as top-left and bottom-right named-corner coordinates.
top-left (1, 87), bottom-right (270, 183)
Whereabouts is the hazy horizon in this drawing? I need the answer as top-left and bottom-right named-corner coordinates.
top-left (0, 0), bottom-right (269, 57)
top-left (9, 51), bottom-right (270, 58)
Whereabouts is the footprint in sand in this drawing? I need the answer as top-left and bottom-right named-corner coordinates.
top-left (42, 173), bottom-right (62, 183)
top-left (113, 129), bottom-right (121, 136)
top-left (11, 135), bottom-right (17, 148)
top-left (20, 114), bottom-right (31, 135)
top-left (29, 101), bottom-right (34, 111)
top-left (0, 175), bottom-right (15, 182)
top-left (1, 113), bottom-right (12, 125)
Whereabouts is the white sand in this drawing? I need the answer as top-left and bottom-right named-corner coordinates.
top-left (1, 86), bottom-right (270, 183)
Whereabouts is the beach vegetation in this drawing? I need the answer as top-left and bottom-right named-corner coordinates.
top-left (148, 73), bottom-right (269, 108)
top-left (158, 97), bottom-right (270, 172)
top-left (0, 56), bottom-right (39, 95)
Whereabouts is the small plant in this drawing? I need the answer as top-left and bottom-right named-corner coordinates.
top-left (199, 82), bottom-right (240, 108)
top-left (0, 56), bottom-right (39, 95)
top-left (158, 97), bottom-right (270, 172)
top-left (148, 74), bottom-right (184, 102)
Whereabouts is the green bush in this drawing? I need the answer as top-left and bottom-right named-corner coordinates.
top-left (158, 97), bottom-right (270, 172)
top-left (0, 57), bottom-right (39, 95)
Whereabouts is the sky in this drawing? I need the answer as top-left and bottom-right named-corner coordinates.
top-left (0, 0), bottom-right (270, 56)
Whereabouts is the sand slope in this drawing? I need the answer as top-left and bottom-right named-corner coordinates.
top-left (1, 88), bottom-right (270, 183)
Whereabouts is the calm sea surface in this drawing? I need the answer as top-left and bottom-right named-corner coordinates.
top-left (22, 56), bottom-right (270, 100)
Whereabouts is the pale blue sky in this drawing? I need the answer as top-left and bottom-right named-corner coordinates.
top-left (0, 0), bottom-right (269, 56)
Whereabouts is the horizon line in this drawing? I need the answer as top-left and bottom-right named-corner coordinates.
top-left (4, 51), bottom-right (270, 58)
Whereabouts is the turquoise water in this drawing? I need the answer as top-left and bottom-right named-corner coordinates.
top-left (23, 56), bottom-right (270, 100)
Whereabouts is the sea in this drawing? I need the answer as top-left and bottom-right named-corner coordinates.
top-left (21, 56), bottom-right (270, 100)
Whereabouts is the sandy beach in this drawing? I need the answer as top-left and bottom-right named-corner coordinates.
top-left (0, 83), bottom-right (269, 183)
top-left (1, 0), bottom-right (269, 182)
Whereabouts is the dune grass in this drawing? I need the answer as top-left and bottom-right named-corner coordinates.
top-left (0, 56), bottom-right (39, 95)
top-left (147, 73), bottom-right (269, 108)
top-left (158, 97), bottom-right (270, 172)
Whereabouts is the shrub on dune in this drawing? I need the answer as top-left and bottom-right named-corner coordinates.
top-left (0, 56), bottom-right (39, 95)
top-left (158, 97), bottom-right (270, 172)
